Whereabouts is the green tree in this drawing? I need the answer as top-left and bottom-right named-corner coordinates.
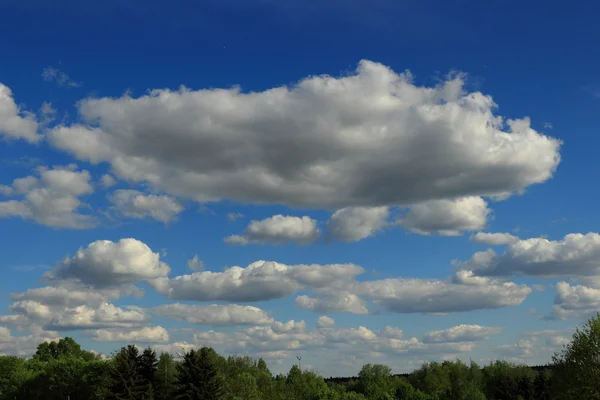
top-left (111, 345), bottom-right (145, 400)
top-left (175, 347), bottom-right (224, 400)
top-left (155, 352), bottom-right (177, 400)
top-left (140, 347), bottom-right (159, 395)
top-left (552, 312), bottom-right (600, 399)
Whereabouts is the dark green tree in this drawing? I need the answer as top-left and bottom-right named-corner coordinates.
top-left (155, 352), bottom-right (177, 400)
top-left (140, 347), bottom-right (159, 394)
top-left (175, 347), bottom-right (224, 400)
top-left (111, 345), bottom-right (145, 400)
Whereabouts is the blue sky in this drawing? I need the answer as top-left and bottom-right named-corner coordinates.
top-left (0, 0), bottom-right (599, 376)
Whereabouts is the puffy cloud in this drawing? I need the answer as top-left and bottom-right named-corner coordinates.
top-left (224, 215), bottom-right (320, 245)
top-left (91, 325), bottom-right (169, 342)
top-left (100, 174), bottom-right (116, 188)
top-left (47, 238), bottom-right (171, 288)
top-left (0, 83), bottom-right (41, 143)
top-left (470, 232), bottom-right (520, 245)
top-left (11, 284), bottom-right (138, 308)
top-left (326, 207), bottom-right (390, 242)
top-left (464, 233), bottom-right (600, 278)
top-left (295, 291), bottom-right (369, 314)
top-left (150, 303), bottom-right (274, 326)
top-left (547, 282), bottom-right (600, 320)
top-left (48, 61), bottom-right (561, 210)
top-left (0, 328), bottom-right (59, 357)
top-left (109, 189), bottom-right (184, 223)
top-left (0, 165), bottom-right (96, 228)
top-left (316, 316), bottom-right (335, 328)
top-left (400, 197), bottom-right (491, 236)
top-left (2, 298), bottom-right (148, 331)
top-left (150, 260), bottom-right (363, 302)
top-left (187, 255), bottom-right (205, 271)
top-left (46, 303), bottom-right (148, 330)
top-left (354, 270), bottom-right (531, 314)
top-left (423, 324), bottom-right (502, 343)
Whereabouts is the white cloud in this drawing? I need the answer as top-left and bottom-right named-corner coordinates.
top-left (187, 255), bottom-right (205, 271)
top-left (0, 83), bottom-right (41, 143)
top-left (0, 328), bottom-right (59, 357)
top-left (0, 165), bottom-right (96, 228)
top-left (46, 303), bottom-right (148, 330)
top-left (109, 189), bottom-right (184, 223)
top-left (2, 298), bottom-right (148, 331)
top-left (316, 316), bottom-right (335, 328)
top-left (48, 60), bottom-right (561, 210)
top-left (189, 324), bottom-right (474, 361)
top-left (91, 325), bottom-right (169, 342)
top-left (547, 282), bottom-right (600, 320)
top-left (150, 260), bottom-right (363, 302)
top-left (400, 197), bottom-right (491, 236)
top-left (42, 66), bottom-right (81, 88)
top-left (295, 292), bottom-right (369, 314)
top-left (463, 233), bottom-right (600, 278)
top-left (150, 303), bottom-right (274, 326)
top-left (100, 174), bottom-right (116, 188)
top-left (47, 238), bottom-right (171, 288)
top-left (151, 341), bottom-right (196, 356)
top-left (224, 215), bottom-right (320, 245)
top-left (470, 232), bottom-right (520, 245)
top-left (227, 212), bottom-right (244, 222)
top-left (353, 270), bottom-right (531, 314)
top-left (423, 324), bottom-right (502, 343)
top-left (326, 207), bottom-right (390, 242)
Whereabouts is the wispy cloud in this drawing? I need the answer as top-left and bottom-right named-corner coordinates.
top-left (41, 66), bottom-right (82, 88)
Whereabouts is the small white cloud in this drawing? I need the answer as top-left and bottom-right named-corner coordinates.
top-left (100, 174), bottom-right (116, 188)
top-left (187, 255), bottom-right (205, 271)
top-left (400, 197), bottom-right (491, 236)
top-left (464, 232), bottom-right (600, 278)
top-left (91, 325), bottom-right (169, 342)
top-left (227, 212), bottom-right (244, 222)
top-left (46, 238), bottom-right (171, 288)
top-left (547, 282), bottom-right (600, 320)
top-left (316, 316), bottom-right (335, 328)
top-left (42, 66), bottom-right (81, 88)
top-left (327, 206), bottom-right (390, 242)
top-left (0, 83), bottom-right (41, 143)
top-left (423, 324), bottom-right (502, 343)
top-left (224, 215), bottom-right (320, 245)
top-left (109, 189), bottom-right (184, 223)
top-left (0, 165), bottom-right (96, 228)
top-left (470, 232), bottom-right (520, 246)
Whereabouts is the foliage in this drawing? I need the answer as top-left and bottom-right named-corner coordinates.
top-left (2, 318), bottom-right (600, 400)
top-left (551, 312), bottom-right (600, 399)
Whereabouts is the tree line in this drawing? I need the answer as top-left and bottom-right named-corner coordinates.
top-left (1, 314), bottom-right (600, 400)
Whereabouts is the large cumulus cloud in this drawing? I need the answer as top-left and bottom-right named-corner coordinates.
top-left (47, 60), bottom-right (561, 210)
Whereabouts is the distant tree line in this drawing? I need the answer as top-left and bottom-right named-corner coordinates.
top-left (1, 314), bottom-right (600, 400)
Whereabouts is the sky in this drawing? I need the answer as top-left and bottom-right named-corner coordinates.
top-left (0, 0), bottom-right (599, 377)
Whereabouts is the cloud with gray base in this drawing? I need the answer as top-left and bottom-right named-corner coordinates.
top-left (460, 232), bottom-right (600, 278)
top-left (0, 83), bottom-right (41, 143)
top-left (225, 215), bottom-right (320, 245)
top-left (47, 60), bottom-right (561, 210)
top-left (0, 165), bottom-right (97, 229)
